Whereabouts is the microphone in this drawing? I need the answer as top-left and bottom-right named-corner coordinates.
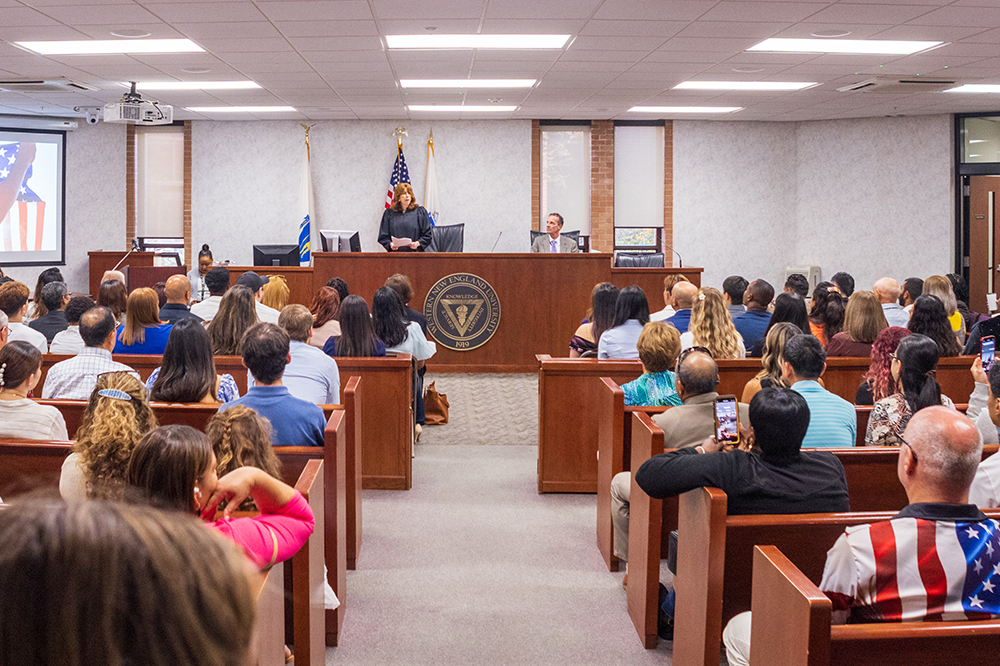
top-left (490, 230), bottom-right (503, 253)
top-left (663, 242), bottom-right (683, 268)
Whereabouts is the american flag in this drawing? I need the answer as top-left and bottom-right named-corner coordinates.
top-left (0, 143), bottom-right (45, 252)
top-left (821, 517), bottom-right (1000, 623)
top-left (384, 144), bottom-right (410, 208)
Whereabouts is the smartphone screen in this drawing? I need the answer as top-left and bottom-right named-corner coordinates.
top-left (714, 396), bottom-right (740, 446)
top-left (983, 336), bottom-right (995, 371)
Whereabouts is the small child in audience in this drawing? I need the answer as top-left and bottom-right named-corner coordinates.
top-left (207, 405), bottom-right (283, 511)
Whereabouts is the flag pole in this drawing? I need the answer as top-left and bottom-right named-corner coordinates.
top-left (298, 123), bottom-right (315, 266)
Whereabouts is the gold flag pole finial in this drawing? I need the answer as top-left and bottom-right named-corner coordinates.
top-left (429, 127), bottom-right (434, 147)
top-left (392, 126), bottom-right (408, 149)
top-left (300, 123), bottom-right (315, 157)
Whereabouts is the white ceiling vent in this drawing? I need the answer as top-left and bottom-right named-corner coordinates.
top-left (837, 77), bottom-right (957, 94)
top-left (0, 79), bottom-right (98, 93)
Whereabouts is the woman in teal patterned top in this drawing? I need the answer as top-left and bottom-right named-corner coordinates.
top-left (621, 321), bottom-right (683, 406)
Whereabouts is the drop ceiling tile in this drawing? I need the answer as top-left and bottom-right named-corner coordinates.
top-left (869, 25), bottom-right (989, 41)
top-left (558, 50), bottom-right (645, 63)
top-left (569, 35), bottom-right (671, 51)
top-left (594, 0), bottom-right (717, 22)
top-left (468, 60), bottom-right (551, 73)
top-left (907, 6), bottom-right (1000, 27)
top-left (548, 60), bottom-right (632, 72)
top-left (22, 0), bottom-right (133, 4)
top-left (274, 20), bottom-right (379, 37)
top-left (0, 6), bottom-right (64, 25)
top-left (174, 22), bottom-right (285, 38)
top-left (370, 0), bottom-right (486, 20)
top-left (721, 52), bottom-right (818, 65)
top-left (37, 4), bottom-right (163, 24)
top-left (630, 61), bottom-right (715, 74)
top-left (698, 2), bottom-right (832, 23)
top-left (141, 2), bottom-right (267, 23)
top-left (287, 36), bottom-right (384, 51)
top-left (658, 36), bottom-right (761, 52)
top-left (311, 60), bottom-right (392, 72)
top-left (305, 50), bottom-right (390, 62)
top-left (392, 62), bottom-right (472, 77)
top-left (231, 62), bottom-right (315, 74)
top-left (582, 20), bottom-right (689, 37)
top-left (473, 51), bottom-right (561, 62)
top-left (484, 0), bottom-right (602, 19)
top-left (193, 37), bottom-right (295, 52)
top-left (802, 3), bottom-right (937, 25)
top-left (0, 25), bottom-right (91, 40)
top-left (772, 23), bottom-right (895, 39)
top-left (216, 51), bottom-right (311, 64)
top-left (641, 50), bottom-right (724, 64)
top-left (377, 19), bottom-right (480, 33)
top-left (257, 1), bottom-right (373, 21)
top-left (482, 18), bottom-right (588, 33)
top-left (75, 64), bottom-right (178, 78)
top-left (248, 71), bottom-right (327, 83)
top-left (675, 20), bottom-right (790, 38)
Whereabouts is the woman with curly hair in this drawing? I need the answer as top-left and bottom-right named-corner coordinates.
top-left (807, 281), bottom-right (838, 346)
top-left (113, 287), bottom-right (172, 354)
top-left (856, 326), bottom-right (911, 405)
top-left (58, 371), bottom-right (158, 500)
top-left (207, 285), bottom-right (258, 356)
top-left (309, 286), bottom-right (341, 349)
top-left (681, 287), bottom-right (745, 359)
top-left (908, 294), bottom-right (963, 357)
top-left (741, 322), bottom-right (801, 404)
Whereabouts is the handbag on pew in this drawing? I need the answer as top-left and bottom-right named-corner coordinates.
top-left (423, 382), bottom-right (449, 425)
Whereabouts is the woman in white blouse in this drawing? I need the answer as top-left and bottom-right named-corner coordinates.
top-left (0, 340), bottom-right (68, 440)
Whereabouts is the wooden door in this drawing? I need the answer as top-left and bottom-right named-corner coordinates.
top-left (969, 175), bottom-right (1000, 314)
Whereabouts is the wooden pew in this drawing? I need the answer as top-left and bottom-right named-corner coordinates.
top-left (253, 562), bottom-right (287, 666)
top-left (39, 353), bottom-right (250, 394)
top-left (749, 544), bottom-right (1000, 666)
top-left (0, 439), bottom-right (71, 498)
top-left (290, 458), bottom-right (325, 665)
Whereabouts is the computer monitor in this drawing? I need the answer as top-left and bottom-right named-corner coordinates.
top-left (319, 230), bottom-right (362, 253)
top-left (253, 244), bottom-right (299, 267)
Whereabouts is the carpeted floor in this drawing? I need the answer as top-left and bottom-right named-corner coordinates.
top-left (326, 374), bottom-right (701, 665)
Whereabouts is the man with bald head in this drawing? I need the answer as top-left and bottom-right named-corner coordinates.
top-left (724, 407), bottom-right (996, 665)
top-left (158, 274), bottom-right (203, 324)
top-left (666, 281), bottom-right (699, 334)
top-left (874, 277), bottom-right (909, 327)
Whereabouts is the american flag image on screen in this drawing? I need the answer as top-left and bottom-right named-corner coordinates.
top-left (384, 145), bottom-right (410, 209)
top-left (0, 143), bottom-right (45, 252)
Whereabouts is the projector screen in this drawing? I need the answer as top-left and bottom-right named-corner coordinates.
top-left (0, 127), bottom-right (65, 266)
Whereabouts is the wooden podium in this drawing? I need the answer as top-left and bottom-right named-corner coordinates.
top-left (123, 265), bottom-right (186, 292)
top-left (88, 250), bottom-right (155, 297)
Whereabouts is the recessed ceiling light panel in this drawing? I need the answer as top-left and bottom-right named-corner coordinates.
top-left (400, 79), bottom-right (535, 88)
top-left (386, 34), bottom-right (569, 49)
top-left (628, 106), bottom-right (743, 114)
top-left (747, 38), bottom-right (943, 55)
top-left (945, 84), bottom-right (1000, 93)
top-left (408, 105), bottom-right (518, 112)
top-left (673, 81), bottom-right (818, 91)
top-left (127, 81), bottom-right (260, 90)
top-left (186, 106), bottom-right (296, 112)
top-left (14, 39), bottom-right (204, 55)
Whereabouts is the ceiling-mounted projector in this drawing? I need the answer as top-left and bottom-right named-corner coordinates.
top-left (103, 81), bottom-right (173, 125)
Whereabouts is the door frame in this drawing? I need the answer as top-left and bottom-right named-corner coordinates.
top-left (955, 113), bottom-right (1000, 293)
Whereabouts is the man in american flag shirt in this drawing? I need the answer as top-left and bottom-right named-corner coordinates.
top-left (724, 406), bottom-right (997, 666)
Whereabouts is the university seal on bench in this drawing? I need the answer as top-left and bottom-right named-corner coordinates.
top-left (423, 272), bottom-right (501, 351)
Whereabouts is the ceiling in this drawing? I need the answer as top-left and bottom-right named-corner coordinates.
top-left (3, 0), bottom-right (1000, 122)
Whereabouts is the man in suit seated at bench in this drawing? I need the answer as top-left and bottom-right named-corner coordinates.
top-left (724, 405), bottom-right (995, 665)
top-left (637, 387), bottom-right (850, 639)
top-left (42, 306), bottom-right (140, 400)
top-left (220, 322), bottom-right (325, 447)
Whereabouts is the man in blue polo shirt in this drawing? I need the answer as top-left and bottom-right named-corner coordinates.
top-left (733, 279), bottom-right (773, 351)
top-left (220, 322), bottom-right (326, 447)
top-left (782, 333), bottom-right (856, 448)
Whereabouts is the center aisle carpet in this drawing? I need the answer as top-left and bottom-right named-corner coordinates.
top-left (418, 373), bottom-right (538, 446)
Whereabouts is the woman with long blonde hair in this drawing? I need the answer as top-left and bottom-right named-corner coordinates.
top-left (261, 275), bottom-right (290, 311)
top-left (741, 322), bottom-right (802, 404)
top-left (207, 285), bottom-right (258, 356)
top-left (682, 287), bottom-right (745, 359)
top-left (113, 287), bottom-right (172, 354)
top-left (923, 274), bottom-right (966, 344)
top-left (59, 371), bottom-right (158, 500)
top-left (377, 182), bottom-right (433, 252)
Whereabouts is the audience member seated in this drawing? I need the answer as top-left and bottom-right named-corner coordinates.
top-left (856, 326), bottom-right (912, 405)
top-left (189, 266), bottom-right (230, 322)
top-left (620, 321), bottom-right (683, 407)
top-left (900, 276), bottom-right (923, 314)
top-left (807, 281), bottom-right (839, 346)
top-left (0, 497), bottom-right (257, 666)
top-left (221, 322), bottom-right (326, 447)
top-left (261, 275), bottom-right (290, 312)
top-left (569, 282), bottom-right (618, 358)
top-left (783, 273), bottom-right (809, 299)
top-left (784, 333), bottom-right (856, 448)
top-left (207, 285), bottom-right (259, 356)
top-left (126, 424), bottom-right (314, 570)
top-left (274, 304), bottom-right (340, 405)
top-left (100, 269), bottom-right (126, 286)
top-left (639, 387), bottom-right (850, 639)
top-left (825, 290), bottom-right (888, 357)
top-left (650, 274), bottom-right (690, 322)
top-left (598, 286), bottom-right (650, 360)
top-left (42, 307), bottom-right (140, 400)
top-left (924, 274), bottom-right (966, 345)
top-left (97, 278), bottom-right (127, 324)
top-left (749, 292), bottom-right (808, 358)
top-left (386, 273), bottom-right (428, 334)
top-left (27, 267), bottom-right (63, 321)
top-left (724, 406), bottom-right (988, 665)
top-left (733, 280), bottom-right (773, 352)
top-left (208, 406), bottom-right (283, 498)
top-left (0, 280), bottom-right (47, 352)
top-left (327, 276), bottom-right (350, 301)
top-left (113, 288), bottom-right (172, 355)
top-left (0, 310), bottom-right (8, 349)
top-left (830, 271), bottom-right (855, 297)
top-left (158, 274), bottom-right (203, 324)
top-left (610, 351), bottom-right (748, 571)
top-left (236, 271), bottom-right (280, 324)
top-left (146, 319), bottom-right (239, 404)
top-left (866, 333), bottom-right (955, 446)
top-left (0, 341), bottom-right (67, 439)
top-left (949, 272), bottom-right (981, 334)
top-left (59, 371), bottom-right (158, 500)
top-left (665, 282), bottom-right (698, 334)
top-left (49, 295), bottom-right (94, 354)
top-left (152, 281), bottom-right (167, 309)
top-left (323, 295), bottom-right (386, 358)
top-left (968, 359), bottom-right (1000, 505)
top-left (373, 287), bottom-right (437, 361)
top-left (873, 277), bottom-right (910, 327)
top-left (741, 323), bottom-right (801, 404)
top-left (683, 287), bottom-right (746, 359)
top-left (308, 286), bottom-right (342, 349)
top-left (909, 294), bottom-right (963, 357)
top-left (27, 281), bottom-right (69, 345)
top-left (722, 275), bottom-right (748, 320)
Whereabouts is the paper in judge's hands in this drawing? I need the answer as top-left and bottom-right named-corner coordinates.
top-left (390, 236), bottom-right (413, 250)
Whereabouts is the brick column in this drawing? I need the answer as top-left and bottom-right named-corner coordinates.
top-left (184, 121), bottom-right (193, 266)
top-left (663, 120), bottom-right (673, 267)
top-left (590, 120), bottom-right (615, 253)
top-left (125, 124), bottom-right (136, 247)
top-left (531, 120), bottom-right (540, 230)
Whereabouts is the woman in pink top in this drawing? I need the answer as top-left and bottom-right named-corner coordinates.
top-left (126, 424), bottom-right (314, 569)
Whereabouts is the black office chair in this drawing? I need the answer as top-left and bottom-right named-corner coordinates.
top-left (614, 252), bottom-right (665, 268)
top-left (427, 223), bottom-right (465, 252)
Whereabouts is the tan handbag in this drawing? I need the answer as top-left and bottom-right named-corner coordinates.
top-left (423, 381), bottom-right (449, 425)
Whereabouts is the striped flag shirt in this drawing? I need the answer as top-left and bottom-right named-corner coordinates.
top-left (384, 145), bottom-right (410, 208)
top-left (820, 504), bottom-right (1000, 624)
top-left (0, 143), bottom-right (45, 252)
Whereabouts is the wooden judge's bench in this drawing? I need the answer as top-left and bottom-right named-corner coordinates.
top-left (91, 251), bottom-right (701, 372)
